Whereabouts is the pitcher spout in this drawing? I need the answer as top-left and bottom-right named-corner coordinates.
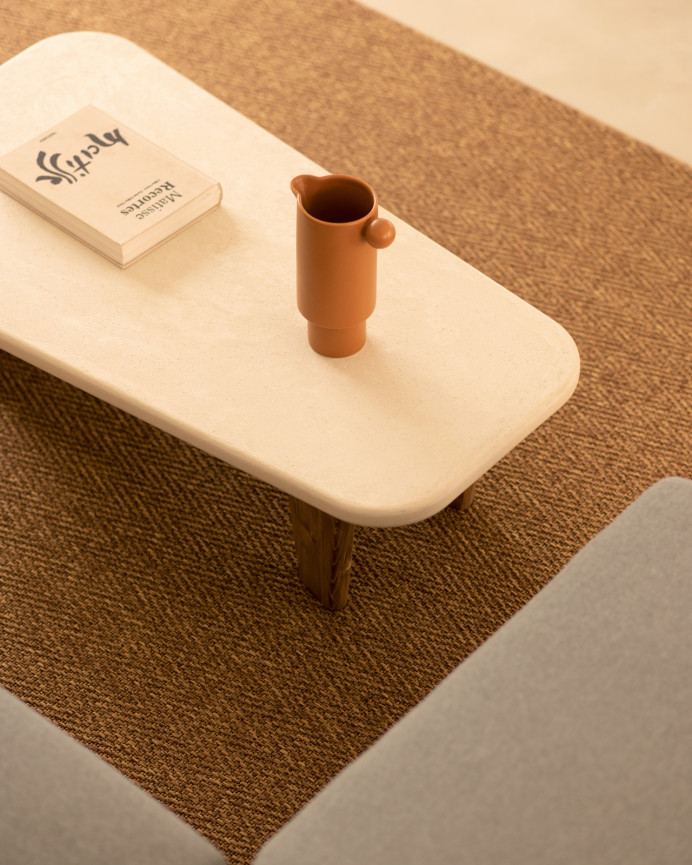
top-left (290, 174), bottom-right (319, 203)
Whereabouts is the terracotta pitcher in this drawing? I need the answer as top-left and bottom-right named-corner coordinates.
top-left (290, 174), bottom-right (395, 357)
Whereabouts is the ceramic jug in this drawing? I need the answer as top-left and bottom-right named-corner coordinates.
top-left (290, 174), bottom-right (395, 357)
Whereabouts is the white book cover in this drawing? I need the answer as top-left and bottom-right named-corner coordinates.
top-left (0, 105), bottom-right (222, 267)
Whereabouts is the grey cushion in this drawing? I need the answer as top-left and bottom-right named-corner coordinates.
top-left (255, 477), bottom-right (692, 865)
top-left (0, 687), bottom-right (226, 865)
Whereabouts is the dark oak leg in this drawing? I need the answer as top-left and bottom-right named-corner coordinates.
top-left (288, 496), bottom-right (355, 610)
top-left (448, 482), bottom-right (477, 512)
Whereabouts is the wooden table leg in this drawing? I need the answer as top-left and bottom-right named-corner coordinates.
top-left (288, 496), bottom-right (355, 610)
top-left (448, 482), bottom-right (477, 512)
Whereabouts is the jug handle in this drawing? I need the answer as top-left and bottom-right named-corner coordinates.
top-left (364, 217), bottom-right (396, 249)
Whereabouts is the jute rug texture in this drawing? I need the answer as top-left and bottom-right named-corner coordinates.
top-left (1, 1), bottom-right (691, 862)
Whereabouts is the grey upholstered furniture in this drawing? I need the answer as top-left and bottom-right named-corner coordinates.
top-left (0, 686), bottom-right (226, 865)
top-left (254, 477), bottom-right (692, 865)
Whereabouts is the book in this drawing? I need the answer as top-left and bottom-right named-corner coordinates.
top-left (0, 105), bottom-right (222, 267)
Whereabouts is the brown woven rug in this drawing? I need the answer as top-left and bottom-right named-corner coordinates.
top-left (1, 1), bottom-right (691, 862)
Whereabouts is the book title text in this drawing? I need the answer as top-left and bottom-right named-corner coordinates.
top-left (34, 127), bottom-right (129, 186)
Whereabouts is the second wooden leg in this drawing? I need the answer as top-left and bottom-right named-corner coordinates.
top-left (448, 482), bottom-right (477, 512)
top-left (288, 496), bottom-right (355, 611)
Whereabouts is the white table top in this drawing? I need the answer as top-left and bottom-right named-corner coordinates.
top-left (0, 32), bottom-right (579, 527)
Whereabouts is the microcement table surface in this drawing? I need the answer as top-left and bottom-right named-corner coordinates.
top-left (0, 33), bottom-right (579, 608)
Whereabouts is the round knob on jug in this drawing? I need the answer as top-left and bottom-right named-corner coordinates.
top-left (364, 217), bottom-right (396, 249)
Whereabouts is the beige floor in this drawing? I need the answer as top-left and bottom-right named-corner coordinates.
top-left (361, 0), bottom-right (692, 166)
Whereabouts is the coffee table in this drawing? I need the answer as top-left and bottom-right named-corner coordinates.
top-left (0, 33), bottom-right (579, 609)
